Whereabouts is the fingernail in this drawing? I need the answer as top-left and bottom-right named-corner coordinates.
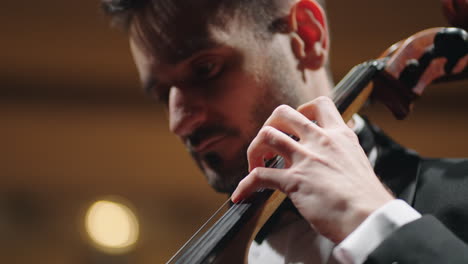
top-left (231, 194), bottom-right (238, 203)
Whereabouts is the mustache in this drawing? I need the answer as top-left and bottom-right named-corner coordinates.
top-left (185, 124), bottom-right (239, 150)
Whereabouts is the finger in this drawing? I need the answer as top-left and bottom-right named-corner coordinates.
top-left (297, 96), bottom-right (345, 128)
top-left (231, 167), bottom-right (288, 203)
top-left (247, 126), bottom-right (298, 171)
top-left (263, 104), bottom-right (323, 140)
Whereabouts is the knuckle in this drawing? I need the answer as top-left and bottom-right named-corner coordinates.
top-left (283, 170), bottom-right (301, 193)
top-left (315, 95), bottom-right (332, 105)
top-left (250, 168), bottom-right (263, 182)
top-left (315, 96), bottom-right (335, 114)
top-left (258, 126), bottom-right (276, 142)
top-left (307, 125), bottom-right (329, 143)
top-left (273, 104), bottom-right (293, 117)
top-left (304, 151), bottom-right (322, 164)
top-left (318, 133), bottom-right (332, 146)
top-left (297, 101), bottom-right (317, 115)
top-left (341, 126), bottom-right (358, 141)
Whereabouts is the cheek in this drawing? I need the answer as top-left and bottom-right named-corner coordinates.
top-left (207, 47), bottom-right (281, 137)
top-left (212, 71), bottom-right (271, 133)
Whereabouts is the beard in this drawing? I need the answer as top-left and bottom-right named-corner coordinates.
top-left (187, 122), bottom-right (251, 194)
top-left (191, 143), bottom-right (250, 194)
top-left (188, 45), bottom-right (304, 194)
top-left (189, 82), bottom-right (301, 194)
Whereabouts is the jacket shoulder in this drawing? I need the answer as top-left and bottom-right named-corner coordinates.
top-left (415, 157), bottom-right (468, 242)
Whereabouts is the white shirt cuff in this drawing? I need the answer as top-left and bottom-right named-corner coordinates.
top-left (333, 199), bottom-right (421, 264)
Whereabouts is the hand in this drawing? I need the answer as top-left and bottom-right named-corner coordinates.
top-left (231, 96), bottom-right (394, 243)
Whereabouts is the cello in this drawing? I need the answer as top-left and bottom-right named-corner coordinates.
top-left (167, 2), bottom-right (468, 263)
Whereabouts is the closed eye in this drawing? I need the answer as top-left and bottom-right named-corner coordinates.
top-left (191, 56), bottom-right (224, 82)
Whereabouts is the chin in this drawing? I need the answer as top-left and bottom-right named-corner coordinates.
top-left (205, 169), bottom-right (240, 194)
top-left (191, 141), bottom-right (251, 194)
top-left (202, 161), bottom-right (249, 194)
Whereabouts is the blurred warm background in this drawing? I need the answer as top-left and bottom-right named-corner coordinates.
top-left (1, 1), bottom-right (467, 263)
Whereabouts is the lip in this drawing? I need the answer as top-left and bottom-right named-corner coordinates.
top-left (190, 134), bottom-right (228, 153)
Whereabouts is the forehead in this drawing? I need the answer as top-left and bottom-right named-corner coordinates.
top-left (129, 1), bottom-right (246, 64)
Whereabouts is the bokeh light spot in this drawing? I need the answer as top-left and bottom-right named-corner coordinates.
top-left (85, 199), bottom-right (139, 254)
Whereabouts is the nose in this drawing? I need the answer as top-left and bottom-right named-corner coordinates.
top-left (168, 86), bottom-right (207, 137)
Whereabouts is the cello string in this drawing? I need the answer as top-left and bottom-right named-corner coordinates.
top-left (169, 157), bottom-right (284, 262)
top-left (166, 198), bottom-right (232, 263)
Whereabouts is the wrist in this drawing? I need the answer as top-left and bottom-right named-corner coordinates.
top-left (333, 199), bottom-right (422, 264)
top-left (333, 194), bottom-right (394, 243)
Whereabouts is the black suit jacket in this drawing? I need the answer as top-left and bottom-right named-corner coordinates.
top-left (364, 124), bottom-right (468, 263)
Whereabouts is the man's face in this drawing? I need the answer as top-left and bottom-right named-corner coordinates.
top-left (130, 5), bottom-right (328, 193)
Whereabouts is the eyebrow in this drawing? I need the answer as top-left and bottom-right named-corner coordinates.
top-left (165, 38), bottom-right (222, 65)
top-left (141, 41), bottom-right (227, 95)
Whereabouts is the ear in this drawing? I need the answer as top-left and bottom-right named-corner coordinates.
top-left (288, 0), bottom-right (328, 70)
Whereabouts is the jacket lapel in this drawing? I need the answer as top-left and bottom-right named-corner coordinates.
top-left (367, 122), bottom-right (421, 206)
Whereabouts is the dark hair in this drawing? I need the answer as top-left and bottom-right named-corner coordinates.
top-left (101, 0), bottom-right (142, 29)
top-left (102, 0), bottom-right (329, 69)
top-left (101, 0), bottom-right (326, 31)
